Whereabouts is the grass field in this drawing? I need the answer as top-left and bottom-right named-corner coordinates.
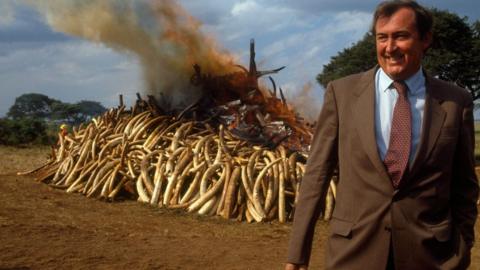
top-left (0, 145), bottom-right (51, 173)
top-left (0, 146), bottom-right (310, 270)
top-left (1, 145), bottom-right (480, 269)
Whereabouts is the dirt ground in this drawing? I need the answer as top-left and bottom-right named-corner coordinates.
top-left (0, 146), bottom-right (479, 270)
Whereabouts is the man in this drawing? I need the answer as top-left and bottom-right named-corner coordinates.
top-left (285, 1), bottom-right (478, 269)
top-left (60, 124), bottom-right (68, 138)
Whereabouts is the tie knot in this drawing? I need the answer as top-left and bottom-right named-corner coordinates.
top-left (393, 81), bottom-right (408, 97)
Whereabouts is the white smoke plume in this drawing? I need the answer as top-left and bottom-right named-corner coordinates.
top-left (289, 82), bottom-right (320, 122)
top-left (26, 0), bottom-right (238, 107)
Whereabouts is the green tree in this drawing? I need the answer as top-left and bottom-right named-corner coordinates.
top-left (7, 93), bottom-right (60, 119)
top-left (7, 93), bottom-right (107, 125)
top-left (51, 102), bottom-right (81, 123)
top-left (470, 21), bottom-right (480, 97)
top-left (76, 100), bottom-right (106, 115)
top-left (51, 100), bottom-right (107, 125)
top-left (423, 11), bottom-right (478, 98)
top-left (317, 9), bottom-right (480, 100)
top-left (75, 100), bottom-right (107, 121)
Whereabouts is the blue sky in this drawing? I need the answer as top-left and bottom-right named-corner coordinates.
top-left (0, 0), bottom-right (479, 120)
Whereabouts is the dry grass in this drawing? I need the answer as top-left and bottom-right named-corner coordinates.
top-left (0, 145), bottom-right (51, 175)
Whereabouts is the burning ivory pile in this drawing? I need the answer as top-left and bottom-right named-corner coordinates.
top-left (25, 41), bottom-right (337, 223)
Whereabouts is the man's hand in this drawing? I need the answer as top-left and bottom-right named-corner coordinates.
top-left (285, 263), bottom-right (308, 270)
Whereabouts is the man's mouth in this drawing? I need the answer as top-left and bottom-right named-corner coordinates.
top-left (385, 54), bottom-right (404, 64)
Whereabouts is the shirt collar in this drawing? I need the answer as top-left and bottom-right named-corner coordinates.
top-left (377, 67), bottom-right (425, 95)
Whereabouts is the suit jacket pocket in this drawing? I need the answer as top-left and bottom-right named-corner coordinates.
top-left (427, 219), bottom-right (452, 242)
top-left (330, 217), bottom-right (354, 238)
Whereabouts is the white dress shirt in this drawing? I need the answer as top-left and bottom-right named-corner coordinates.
top-left (374, 67), bottom-right (426, 163)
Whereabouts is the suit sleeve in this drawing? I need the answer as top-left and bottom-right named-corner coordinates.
top-left (451, 94), bottom-right (479, 248)
top-left (286, 82), bottom-right (339, 265)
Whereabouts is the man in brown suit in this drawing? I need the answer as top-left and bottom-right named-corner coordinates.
top-left (285, 1), bottom-right (479, 269)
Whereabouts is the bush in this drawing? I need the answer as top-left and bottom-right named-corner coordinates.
top-left (0, 117), bottom-right (56, 145)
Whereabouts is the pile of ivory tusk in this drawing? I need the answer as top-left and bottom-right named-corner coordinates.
top-left (28, 106), bottom-right (337, 223)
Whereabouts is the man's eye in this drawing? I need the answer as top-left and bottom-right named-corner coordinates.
top-left (396, 34), bottom-right (410, 39)
top-left (376, 36), bottom-right (387, 42)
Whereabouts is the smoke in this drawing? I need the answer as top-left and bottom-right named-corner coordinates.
top-left (26, 0), bottom-right (237, 107)
top-left (288, 82), bottom-right (320, 122)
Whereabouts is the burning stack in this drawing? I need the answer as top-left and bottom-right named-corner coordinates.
top-left (24, 41), bottom-right (337, 223)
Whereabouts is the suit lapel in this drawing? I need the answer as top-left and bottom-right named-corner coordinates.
top-left (408, 74), bottom-right (446, 178)
top-left (353, 67), bottom-right (391, 184)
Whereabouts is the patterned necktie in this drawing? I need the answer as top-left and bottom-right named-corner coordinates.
top-left (383, 81), bottom-right (411, 189)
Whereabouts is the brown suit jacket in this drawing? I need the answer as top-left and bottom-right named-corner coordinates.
top-left (287, 67), bottom-right (479, 269)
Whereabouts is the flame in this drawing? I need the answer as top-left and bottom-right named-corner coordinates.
top-left (26, 0), bottom-right (238, 107)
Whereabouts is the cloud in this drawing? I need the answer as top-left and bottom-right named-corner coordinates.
top-left (231, 0), bottom-right (259, 16)
top-left (0, 40), bottom-right (141, 116)
top-left (178, 0), bottom-right (235, 24)
top-left (0, 1), bottom-right (15, 26)
top-left (275, 0), bottom-right (480, 20)
top-left (0, 2), bottom-right (70, 44)
top-left (278, 0), bottom-right (376, 13)
top-left (259, 11), bottom-right (372, 75)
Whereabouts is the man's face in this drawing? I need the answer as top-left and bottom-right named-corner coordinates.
top-left (375, 7), bottom-right (431, 80)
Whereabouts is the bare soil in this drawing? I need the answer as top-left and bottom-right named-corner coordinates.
top-left (0, 146), bottom-right (479, 270)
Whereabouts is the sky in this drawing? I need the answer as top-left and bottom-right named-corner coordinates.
top-left (0, 0), bottom-right (479, 120)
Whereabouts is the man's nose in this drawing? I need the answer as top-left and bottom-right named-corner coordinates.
top-left (385, 38), bottom-right (397, 53)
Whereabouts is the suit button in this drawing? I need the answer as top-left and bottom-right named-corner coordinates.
top-left (384, 226), bottom-right (391, 232)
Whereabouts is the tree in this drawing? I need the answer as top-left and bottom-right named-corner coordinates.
top-left (2, 94), bottom-right (107, 145)
top-left (51, 102), bottom-right (82, 124)
top-left (7, 93), bottom-right (107, 125)
top-left (51, 100), bottom-right (106, 125)
top-left (317, 9), bottom-right (480, 100)
top-left (470, 21), bottom-right (480, 97)
top-left (7, 93), bottom-right (60, 119)
top-left (0, 117), bottom-right (54, 145)
top-left (423, 11), bottom-right (478, 99)
top-left (75, 100), bottom-right (107, 121)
